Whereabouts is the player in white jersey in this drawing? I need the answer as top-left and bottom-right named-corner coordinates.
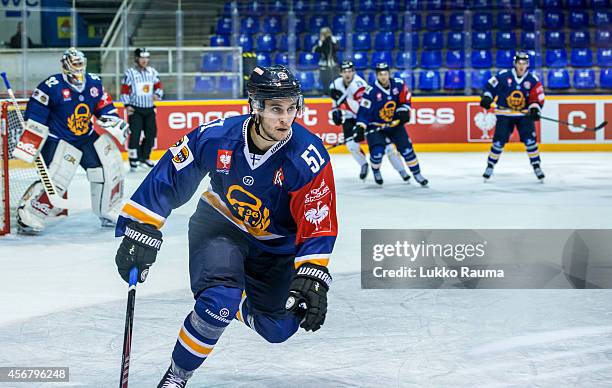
top-left (329, 61), bottom-right (409, 181)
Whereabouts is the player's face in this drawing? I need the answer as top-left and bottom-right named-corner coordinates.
top-left (259, 98), bottom-right (299, 142)
top-left (514, 61), bottom-right (528, 76)
top-left (376, 71), bottom-right (390, 88)
top-left (341, 69), bottom-right (354, 84)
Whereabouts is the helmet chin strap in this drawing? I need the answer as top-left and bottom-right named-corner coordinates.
top-left (252, 113), bottom-right (276, 143)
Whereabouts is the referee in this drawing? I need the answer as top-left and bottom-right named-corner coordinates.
top-left (120, 48), bottom-right (163, 170)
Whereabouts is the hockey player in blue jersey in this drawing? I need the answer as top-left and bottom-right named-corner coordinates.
top-left (13, 48), bottom-right (128, 234)
top-left (113, 65), bottom-right (337, 387)
top-left (355, 63), bottom-right (428, 186)
top-left (480, 51), bottom-right (546, 181)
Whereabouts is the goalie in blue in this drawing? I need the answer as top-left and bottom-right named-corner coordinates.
top-left (113, 65), bottom-right (338, 387)
top-left (14, 48), bottom-right (128, 234)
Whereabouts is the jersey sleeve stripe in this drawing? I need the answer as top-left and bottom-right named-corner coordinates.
top-left (120, 200), bottom-right (166, 229)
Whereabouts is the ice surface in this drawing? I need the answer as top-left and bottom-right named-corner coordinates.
top-left (1, 152), bottom-right (612, 387)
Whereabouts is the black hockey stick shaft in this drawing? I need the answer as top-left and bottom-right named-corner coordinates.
top-left (539, 115), bottom-right (607, 132)
top-left (119, 267), bottom-right (138, 388)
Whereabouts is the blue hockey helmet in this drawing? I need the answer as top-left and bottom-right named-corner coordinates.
top-left (513, 51), bottom-right (530, 66)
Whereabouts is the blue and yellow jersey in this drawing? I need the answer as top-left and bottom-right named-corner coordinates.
top-left (355, 77), bottom-right (412, 129)
top-left (25, 73), bottom-right (118, 143)
top-left (116, 114), bottom-right (338, 269)
top-left (483, 69), bottom-right (545, 116)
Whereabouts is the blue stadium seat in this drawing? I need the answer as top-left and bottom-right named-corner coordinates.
top-left (210, 34), bottom-right (229, 47)
top-left (423, 32), bottom-right (443, 50)
top-left (598, 49), bottom-right (612, 66)
top-left (526, 50), bottom-right (543, 67)
top-left (256, 52), bottom-right (272, 67)
top-left (352, 52), bottom-right (369, 70)
top-left (217, 76), bottom-right (239, 93)
top-left (371, 51), bottom-right (393, 68)
top-left (570, 31), bottom-right (590, 48)
top-left (496, 49), bottom-right (515, 68)
top-left (297, 52), bottom-right (319, 70)
top-left (423, 0), bottom-right (445, 10)
top-left (421, 50), bottom-right (442, 69)
top-left (317, 0), bottom-right (334, 12)
top-left (497, 0), bottom-right (515, 8)
top-left (381, 0), bottom-right (401, 12)
top-left (367, 71), bottom-right (376, 85)
top-left (297, 71), bottom-right (317, 93)
top-left (274, 52), bottom-right (289, 66)
top-left (293, 0), bottom-right (310, 12)
top-left (303, 34), bottom-right (319, 50)
top-left (403, 13), bottom-right (422, 31)
top-left (546, 49), bottom-right (568, 67)
top-left (353, 32), bottom-right (372, 51)
top-left (336, 0), bottom-right (354, 12)
top-left (216, 17), bottom-right (232, 35)
top-left (425, 13), bottom-right (445, 31)
top-left (473, 0), bottom-right (493, 8)
top-left (375, 32), bottom-right (395, 50)
top-left (471, 69), bottom-right (492, 89)
top-left (547, 69), bottom-right (570, 89)
top-left (521, 13), bottom-right (536, 30)
top-left (594, 11), bottom-right (610, 27)
top-left (379, 14), bottom-right (399, 31)
top-left (521, 0), bottom-right (537, 7)
top-left (596, 31), bottom-right (611, 48)
top-left (308, 15), bottom-right (329, 33)
top-left (241, 1), bottom-right (265, 15)
top-left (396, 51), bottom-right (418, 68)
top-left (569, 11), bottom-right (589, 30)
top-left (279, 34), bottom-right (301, 51)
top-left (256, 34), bottom-right (276, 52)
top-left (571, 48), bottom-right (593, 67)
top-left (521, 32), bottom-right (536, 49)
top-left (268, 0), bottom-right (288, 12)
top-left (336, 34), bottom-right (347, 51)
top-left (240, 16), bottom-right (259, 34)
top-left (355, 14), bottom-right (375, 32)
top-left (262, 16), bottom-right (282, 34)
top-left (237, 34), bottom-right (253, 52)
top-left (419, 70), bottom-right (441, 91)
top-left (472, 12), bottom-right (494, 31)
top-left (545, 31), bottom-right (565, 49)
top-left (446, 50), bottom-right (465, 68)
top-left (399, 32), bottom-right (420, 50)
top-left (449, 13), bottom-right (465, 31)
top-left (543, 0), bottom-right (562, 7)
top-left (394, 70), bottom-right (416, 90)
top-left (444, 70), bottom-right (466, 90)
top-left (573, 69), bottom-right (596, 89)
top-left (472, 32), bottom-right (493, 49)
top-left (359, 0), bottom-right (379, 12)
top-left (497, 13), bottom-right (517, 30)
top-left (601, 68), bottom-right (612, 88)
top-left (292, 17), bottom-right (305, 34)
top-left (447, 32), bottom-right (465, 50)
top-left (332, 14), bottom-right (348, 33)
top-left (593, 0), bottom-right (610, 8)
top-left (567, 0), bottom-right (586, 7)
top-left (496, 32), bottom-right (516, 49)
top-left (472, 50), bottom-right (493, 68)
top-left (544, 11), bottom-right (565, 29)
top-left (200, 53), bottom-right (223, 72)
top-left (193, 76), bottom-right (216, 93)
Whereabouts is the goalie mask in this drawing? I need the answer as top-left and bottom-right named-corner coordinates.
top-left (61, 48), bottom-right (87, 87)
top-left (247, 65), bottom-right (303, 120)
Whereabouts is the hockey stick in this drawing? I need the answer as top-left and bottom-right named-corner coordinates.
top-left (539, 115), bottom-right (607, 132)
top-left (119, 267), bottom-right (138, 388)
top-left (0, 72), bottom-right (70, 209)
top-left (326, 119), bottom-right (401, 150)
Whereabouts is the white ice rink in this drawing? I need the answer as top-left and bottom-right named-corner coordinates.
top-left (1, 152), bottom-right (612, 387)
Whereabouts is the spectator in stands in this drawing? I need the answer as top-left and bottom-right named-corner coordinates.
top-left (312, 27), bottom-right (339, 96)
top-left (9, 22), bottom-right (33, 48)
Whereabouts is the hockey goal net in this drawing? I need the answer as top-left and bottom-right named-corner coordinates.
top-left (0, 99), bottom-right (39, 235)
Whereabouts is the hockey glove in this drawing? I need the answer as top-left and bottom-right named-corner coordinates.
top-left (115, 221), bottom-right (163, 283)
top-left (480, 95), bottom-right (493, 110)
top-left (286, 263), bottom-right (332, 332)
top-left (97, 115), bottom-right (130, 144)
top-left (331, 109), bottom-right (343, 125)
top-left (394, 107), bottom-right (411, 125)
top-left (529, 106), bottom-right (541, 121)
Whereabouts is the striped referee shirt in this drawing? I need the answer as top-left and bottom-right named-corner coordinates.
top-left (120, 66), bottom-right (164, 108)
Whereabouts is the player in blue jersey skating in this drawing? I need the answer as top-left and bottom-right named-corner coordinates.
top-left (113, 65), bottom-right (338, 387)
top-left (355, 63), bottom-right (428, 186)
top-left (14, 48), bottom-right (128, 234)
top-left (480, 51), bottom-right (546, 181)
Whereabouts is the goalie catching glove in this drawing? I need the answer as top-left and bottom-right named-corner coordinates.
top-left (115, 221), bottom-right (163, 283)
top-left (97, 115), bottom-right (129, 144)
top-left (285, 263), bottom-right (332, 332)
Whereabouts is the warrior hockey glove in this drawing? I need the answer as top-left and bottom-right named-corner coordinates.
top-left (331, 109), bottom-right (343, 126)
top-left (529, 106), bottom-right (541, 121)
top-left (480, 95), bottom-right (493, 110)
top-left (394, 107), bottom-right (411, 125)
top-left (286, 263), bottom-right (332, 332)
top-left (115, 221), bottom-right (163, 283)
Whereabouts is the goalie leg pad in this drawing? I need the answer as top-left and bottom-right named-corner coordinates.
top-left (88, 134), bottom-right (125, 222)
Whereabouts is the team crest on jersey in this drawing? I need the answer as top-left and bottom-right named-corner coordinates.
top-left (62, 89), bottom-right (72, 101)
top-left (216, 149), bottom-right (233, 174)
top-left (143, 84), bottom-right (150, 93)
top-left (32, 88), bottom-right (49, 105)
top-left (169, 135), bottom-right (193, 171)
top-left (273, 167), bottom-right (284, 187)
top-left (506, 90), bottom-right (526, 111)
top-left (226, 185), bottom-right (271, 231)
top-left (360, 98), bottom-right (371, 109)
top-left (378, 100), bottom-right (397, 122)
top-left (523, 81), bottom-right (531, 89)
top-left (392, 87), bottom-right (399, 95)
top-left (303, 179), bottom-right (332, 234)
top-left (507, 78), bottom-right (513, 87)
top-left (90, 87), bottom-right (99, 98)
top-left (67, 103), bottom-right (91, 135)
top-left (376, 92), bottom-right (382, 101)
